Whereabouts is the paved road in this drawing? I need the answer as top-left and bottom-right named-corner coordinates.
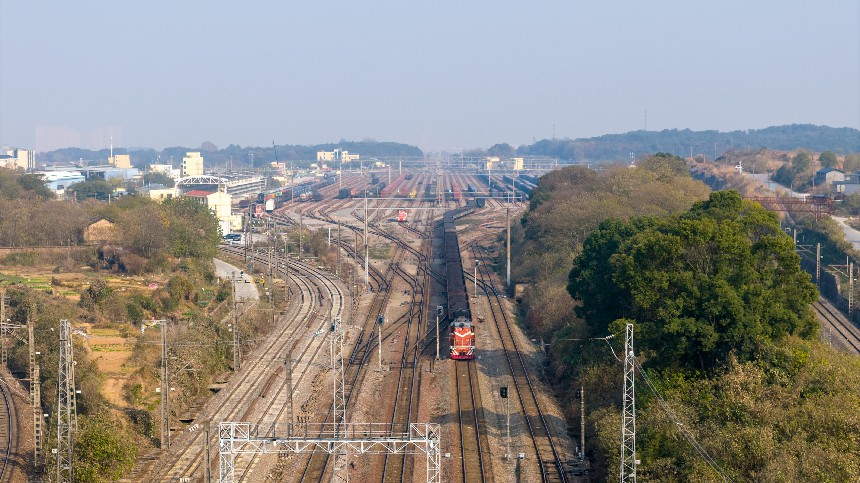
top-left (214, 258), bottom-right (259, 300)
top-left (832, 217), bottom-right (860, 251)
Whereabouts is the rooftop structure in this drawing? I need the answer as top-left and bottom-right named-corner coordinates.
top-left (107, 154), bottom-right (132, 169)
top-left (182, 152), bottom-right (204, 177)
top-left (79, 166), bottom-right (139, 181)
top-left (0, 148), bottom-right (35, 171)
top-left (317, 149), bottom-right (359, 163)
top-left (37, 170), bottom-right (86, 191)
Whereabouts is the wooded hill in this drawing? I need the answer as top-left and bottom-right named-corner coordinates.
top-left (512, 156), bottom-right (860, 481)
top-left (478, 124), bottom-right (860, 162)
top-left (39, 139), bottom-right (424, 169)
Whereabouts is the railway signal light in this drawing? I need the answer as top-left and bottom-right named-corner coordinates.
top-left (436, 305), bottom-right (444, 316)
top-left (500, 386), bottom-right (508, 399)
top-left (377, 314), bottom-right (385, 325)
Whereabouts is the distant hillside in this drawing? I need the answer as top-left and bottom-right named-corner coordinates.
top-left (515, 124), bottom-right (860, 162)
top-left (39, 140), bottom-right (424, 169)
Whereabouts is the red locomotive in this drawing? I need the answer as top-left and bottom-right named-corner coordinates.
top-left (444, 209), bottom-right (475, 360)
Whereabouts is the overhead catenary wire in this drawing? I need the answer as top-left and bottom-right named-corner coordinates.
top-left (632, 358), bottom-right (734, 483)
top-left (565, 334), bottom-right (733, 481)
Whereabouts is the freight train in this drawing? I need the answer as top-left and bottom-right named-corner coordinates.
top-left (444, 209), bottom-right (475, 360)
top-left (256, 176), bottom-right (335, 211)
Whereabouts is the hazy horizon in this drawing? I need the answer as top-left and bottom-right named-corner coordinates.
top-left (2, 1), bottom-right (858, 153)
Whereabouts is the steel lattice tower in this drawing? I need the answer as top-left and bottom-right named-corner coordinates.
top-left (329, 317), bottom-right (347, 483)
top-left (28, 311), bottom-right (43, 467)
top-left (620, 323), bottom-right (636, 482)
top-left (56, 319), bottom-right (73, 482)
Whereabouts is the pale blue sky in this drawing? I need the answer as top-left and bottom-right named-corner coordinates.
top-left (1, 1), bottom-right (858, 152)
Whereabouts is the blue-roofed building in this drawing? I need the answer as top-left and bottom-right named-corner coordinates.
top-left (38, 171), bottom-right (86, 191)
top-left (79, 166), bottom-right (139, 181)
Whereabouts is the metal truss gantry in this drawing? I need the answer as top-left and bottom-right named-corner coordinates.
top-left (218, 422), bottom-right (441, 483)
top-left (57, 319), bottom-right (74, 483)
top-left (620, 323), bottom-right (636, 482)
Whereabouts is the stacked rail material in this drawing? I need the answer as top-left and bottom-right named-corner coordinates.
top-left (380, 173), bottom-right (408, 197)
top-left (444, 208), bottom-right (475, 360)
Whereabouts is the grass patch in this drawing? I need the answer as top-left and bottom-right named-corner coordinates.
top-left (369, 244), bottom-right (392, 260)
top-left (455, 218), bottom-right (480, 227)
top-left (91, 344), bottom-right (131, 353)
top-left (0, 273), bottom-right (27, 285)
top-left (91, 328), bottom-right (121, 337)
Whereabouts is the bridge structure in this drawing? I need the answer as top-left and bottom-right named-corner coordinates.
top-left (746, 196), bottom-right (835, 220)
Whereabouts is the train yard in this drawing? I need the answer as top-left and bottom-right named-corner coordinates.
top-left (133, 169), bottom-right (582, 482)
top-left (130, 168), bottom-right (860, 483)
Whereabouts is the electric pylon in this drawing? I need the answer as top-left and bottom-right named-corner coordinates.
top-left (28, 309), bottom-right (43, 467)
top-left (329, 316), bottom-right (347, 483)
top-left (620, 323), bottom-right (636, 482)
top-left (57, 319), bottom-right (74, 482)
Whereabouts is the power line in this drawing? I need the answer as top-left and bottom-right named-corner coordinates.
top-left (633, 359), bottom-right (734, 483)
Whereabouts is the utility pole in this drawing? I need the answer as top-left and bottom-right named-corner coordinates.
top-left (377, 314), bottom-right (384, 371)
top-left (204, 421), bottom-right (212, 483)
top-left (299, 212), bottom-right (304, 262)
top-left (286, 343), bottom-right (294, 430)
top-left (474, 260), bottom-right (480, 298)
top-left (0, 290), bottom-right (3, 365)
top-left (850, 262), bottom-right (854, 316)
top-left (620, 323), bottom-right (636, 482)
top-left (816, 242), bottom-right (821, 287)
top-left (506, 205), bottom-right (511, 287)
top-left (364, 195), bottom-right (369, 287)
top-left (143, 319), bottom-right (170, 449)
top-left (580, 385), bottom-right (586, 460)
top-left (435, 306), bottom-right (443, 360)
top-left (500, 386), bottom-right (510, 459)
top-left (162, 318), bottom-right (170, 449)
top-left (231, 273), bottom-right (242, 371)
top-left (284, 237), bottom-right (291, 305)
top-left (336, 222), bottom-right (342, 277)
top-left (328, 226), bottom-right (331, 247)
top-left (57, 319), bottom-right (74, 483)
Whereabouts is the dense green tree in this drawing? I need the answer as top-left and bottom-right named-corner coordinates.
top-left (568, 190), bottom-right (818, 371)
top-left (68, 180), bottom-right (113, 201)
top-left (141, 172), bottom-right (175, 188)
top-left (819, 150), bottom-right (838, 168)
top-left (844, 153), bottom-right (860, 172)
top-left (162, 197), bottom-right (221, 259)
top-left (17, 173), bottom-right (55, 198)
top-left (792, 152), bottom-right (811, 172)
top-left (487, 143), bottom-right (515, 157)
top-left (772, 164), bottom-right (795, 187)
top-left (73, 413), bottom-right (138, 482)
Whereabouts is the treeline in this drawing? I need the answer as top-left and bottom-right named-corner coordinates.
top-left (476, 124), bottom-right (860, 162)
top-left (513, 159), bottom-right (860, 480)
top-left (39, 139), bottom-right (424, 169)
top-left (0, 169), bottom-right (220, 264)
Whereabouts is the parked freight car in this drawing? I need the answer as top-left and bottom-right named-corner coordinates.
top-left (444, 209), bottom-right (475, 360)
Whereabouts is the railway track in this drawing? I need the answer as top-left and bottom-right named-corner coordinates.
top-left (472, 245), bottom-right (568, 483)
top-left (298, 225), bottom-right (411, 481)
top-left (232, 248), bottom-right (348, 481)
top-left (296, 207), bottom-right (434, 482)
top-left (813, 298), bottom-right (860, 354)
top-left (142, 248), bottom-right (346, 481)
top-left (0, 378), bottom-right (16, 483)
top-left (455, 359), bottom-right (487, 483)
top-left (381, 211), bottom-right (433, 483)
